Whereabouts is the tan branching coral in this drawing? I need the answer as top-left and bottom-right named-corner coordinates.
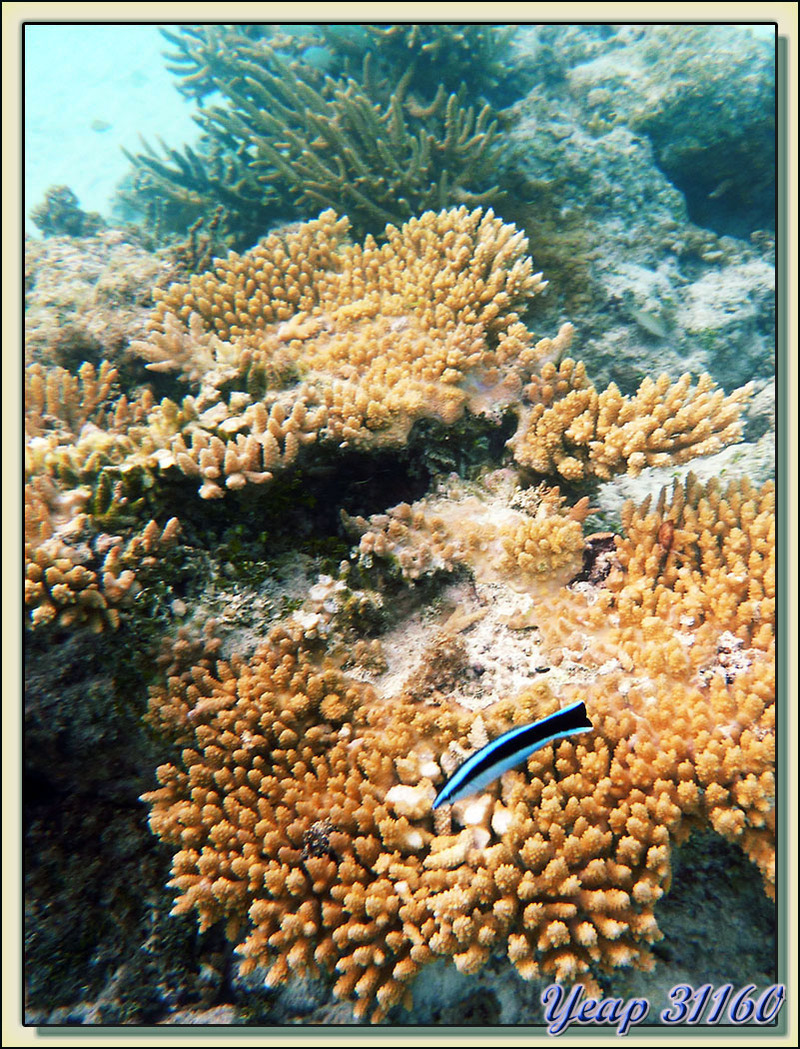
top-left (145, 623), bottom-right (651, 1021)
top-left (510, 357), bottom-right (753, 482)
top-left (25, 360), bottom-right (156, 487)
top-left (131, 207), bottom-right (548, 497)
top-left (25, 517), bottom-right (180, 631)
top-left (533, 474), bottom-right (775, 891)
top-left (142, 473), bottom-right (774, 1021)
top-left (26, 360), bottom-right (122, 441)
top-left (28, 210), bottom-right (752, 515)
top-left (139, 203), bottom-right (752, 494)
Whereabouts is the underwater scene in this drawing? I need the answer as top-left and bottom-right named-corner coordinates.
top-left (24, 23), bottom-right (779, 1028)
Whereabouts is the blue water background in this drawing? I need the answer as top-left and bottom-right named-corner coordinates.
top-left (24, 24), bottom-right (201, 235)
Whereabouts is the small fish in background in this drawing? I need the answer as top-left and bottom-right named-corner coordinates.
top-left (629, 307), bottom-right (670, 340)
top-left (432, 700), bottom-right (593, 809)
top-left (90, 119), bottom-right (112, 133)
top-left (708, 177), bottom-right (734, 200)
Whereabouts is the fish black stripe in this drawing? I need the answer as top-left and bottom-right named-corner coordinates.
top-left (433, 701), bottom-right (592, 807)
top-left (478, 701), bottom-right (592, 771)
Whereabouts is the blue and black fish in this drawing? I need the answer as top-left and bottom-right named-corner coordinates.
top-left (432, 700), bottom-right (593, 809)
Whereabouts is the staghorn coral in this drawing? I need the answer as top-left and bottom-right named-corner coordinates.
top-left (357, 24), bottom-right (522, 105)
top-left (124, 27), bottom-right (505, 243)
top-left (159, 25), bottom-right (274, 102)
top-left (141, 471), bottom-right (774, 1022)
top-left (160, 24), bottom-right (522, 108)
top-left (215, 52), bottom-right (501, 232)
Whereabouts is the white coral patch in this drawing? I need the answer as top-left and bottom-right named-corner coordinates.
top-left (385, 783), bottom-right (435, 820)
top-left (453, 792), bottom-right (493, 829)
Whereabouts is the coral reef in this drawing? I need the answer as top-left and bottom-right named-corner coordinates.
top-left (160, 24), bottom-right (524, 107)
top-left (24, 22), bottom-right (777, 1027)
top-left (623, 26), bottom-right (775, 238)
top-left (141, 471), bottom-right (774, 1022)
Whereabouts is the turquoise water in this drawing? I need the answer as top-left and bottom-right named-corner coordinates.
top-left (24, 24), bottom-right (200, 233)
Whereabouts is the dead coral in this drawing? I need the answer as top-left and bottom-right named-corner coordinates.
top-left (25, 228), bottom-right (176, 369)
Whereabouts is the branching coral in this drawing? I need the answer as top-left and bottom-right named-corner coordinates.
top-left (124, 27), bottom-right (507, 242)
top-left (24, 360), bottom-right (179, 631)
top-left (141, 471), bottom-right (774, 1022)
top-left (358, 24), bottom-right (522, 104)
top-left (210, 50), bottom-right (500, 232)
top-left (132, 207), bottom-right (546, 498)
top-left (534, 474), bottom-right (775, 890)
top-left (133, 208), bottom-right (748, 501)
top-left (160, 24), bottom-right (522, 107)
top-left (25, 359), bottom-right (158, 525)
top-left (510, 349), bottom-right (753, 482)
top-left (25, 516), bottom-right (180, 632)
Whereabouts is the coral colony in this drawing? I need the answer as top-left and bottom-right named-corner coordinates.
top-left (27, 207), bottom-right (773, 1022)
